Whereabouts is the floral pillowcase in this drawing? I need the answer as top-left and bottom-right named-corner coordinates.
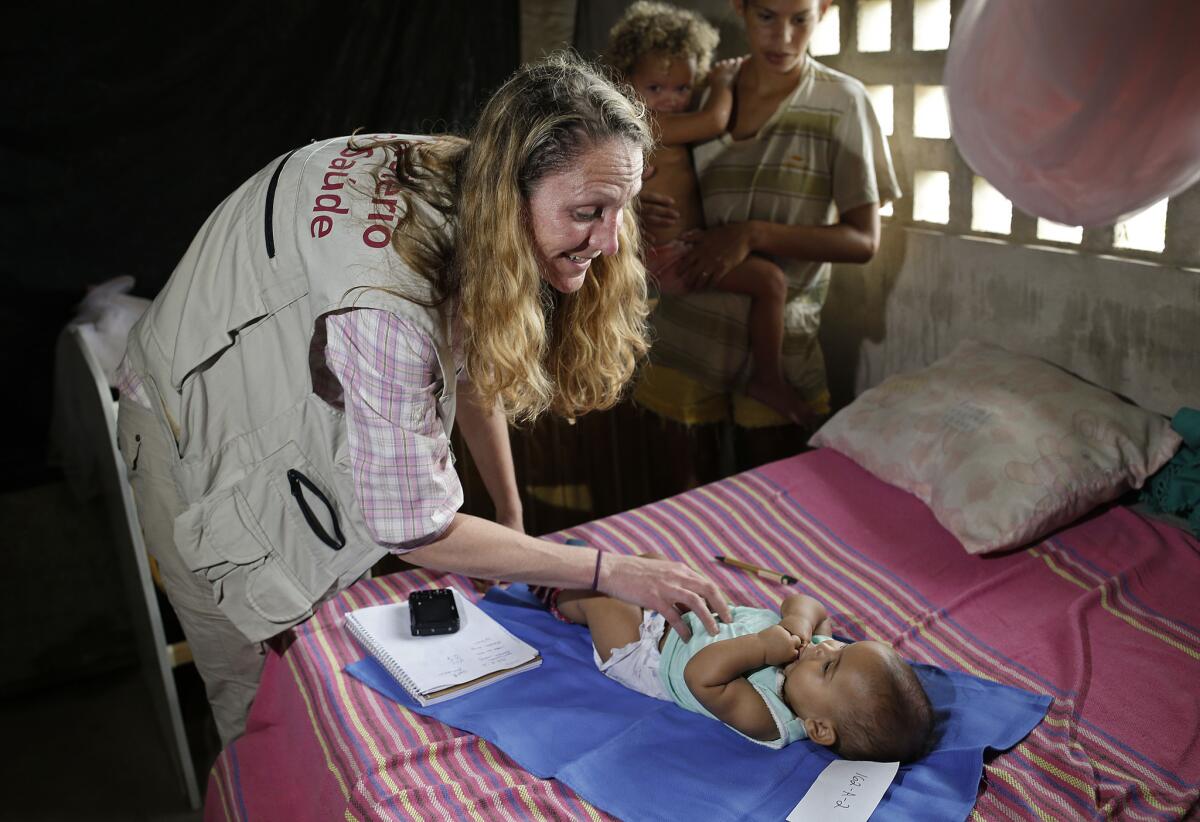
top-left (810, 340), bottom-right (1182, 554)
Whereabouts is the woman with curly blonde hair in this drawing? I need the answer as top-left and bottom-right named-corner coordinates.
top-left (375, 52), bottom-right (654, 423)
top-left (117, 51), bottom-right (733, 744)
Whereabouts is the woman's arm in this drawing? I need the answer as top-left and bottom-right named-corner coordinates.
top-left (404, 514), bottom-right (732, 641)
top-left (454, 378), bottom-right (523, 531)
top-left (678, 201), bottom-right (881, 290)
top-left (325, 310), bottom-right (730, 639)
top-left (682, 625), bottom-right (803, 740)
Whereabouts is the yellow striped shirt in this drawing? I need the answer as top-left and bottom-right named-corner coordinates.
top-left (649, 57), bottom-right (900, 406)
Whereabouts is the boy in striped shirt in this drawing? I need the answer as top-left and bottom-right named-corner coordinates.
top-left (609, 1), bottom-right (812, 424)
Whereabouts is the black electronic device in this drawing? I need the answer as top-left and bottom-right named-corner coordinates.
top-left (408, 588), bottom-right (460, 636)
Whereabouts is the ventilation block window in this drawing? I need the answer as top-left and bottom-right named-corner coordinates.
top-left (865, 84), bottom-right (894, 135)
top-left (913, 170), bottom-right (950, 224)
top-left (913, 0), bottom-right (951, 51)
top-left (971, 177), bottom-right (1012, 235)
top-left (1036, 219), bottom-right (1083, 244)
top-left (1114, 198), bottom-right (1168, 253)
top-left (810, 4), bottom-right (841, 56)
top-left (913, 85), bottom-right (951, 139)
top-left (856, 0), bottom-right (892, 53)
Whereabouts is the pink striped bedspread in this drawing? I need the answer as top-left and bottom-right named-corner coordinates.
top-left (205, 448), bottom-right (1200, 821)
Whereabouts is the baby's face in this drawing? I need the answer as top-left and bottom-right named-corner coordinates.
top-left (629, 51), bottom-right (698, 114)
top-left (782, 639), bottom-right (894, 722)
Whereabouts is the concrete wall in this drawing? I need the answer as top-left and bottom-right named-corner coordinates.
top-left (822, 228), bottom-right (1200, 418)
top-left (520, 0), bottom-right (576, 64)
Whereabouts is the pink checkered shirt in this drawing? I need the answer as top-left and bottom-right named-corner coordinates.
top-left (116, 309), bottom-right (462, 552)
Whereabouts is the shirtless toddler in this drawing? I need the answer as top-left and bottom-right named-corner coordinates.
top-left (609, 1), bottom-right (811, 424)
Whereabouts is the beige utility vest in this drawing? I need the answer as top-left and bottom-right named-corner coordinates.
top-left (124, 135), bottom-right (458, 642)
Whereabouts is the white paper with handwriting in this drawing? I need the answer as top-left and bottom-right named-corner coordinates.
top-left (786, 759), bottom-right (899, 822)
top-left (345, 587), bottom-right (540, 705)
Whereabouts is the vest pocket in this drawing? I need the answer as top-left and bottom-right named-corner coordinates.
top-left (174, 441), bottom-right (341, 641)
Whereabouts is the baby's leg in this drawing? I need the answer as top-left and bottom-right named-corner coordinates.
top-left (557, 591), bottom-right (644, 662)
top-left (712, 256), bottom-right (811, 424)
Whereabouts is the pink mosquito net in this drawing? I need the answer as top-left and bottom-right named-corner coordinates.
top-left (946, 0), bottom-right (1200, 227)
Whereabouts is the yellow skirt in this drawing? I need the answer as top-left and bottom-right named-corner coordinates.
top-left (633, 364), bottom-right (831, 429)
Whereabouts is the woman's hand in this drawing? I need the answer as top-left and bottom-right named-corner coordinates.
top-left (599, 553), bottom-right (732, 641)
top-left (679, 222), bottom-right (754, 290)
top-left (758, 624), bottom-right (805, 666)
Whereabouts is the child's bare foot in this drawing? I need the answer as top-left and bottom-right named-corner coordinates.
top-left (746, 374), bottom-right (814, 426)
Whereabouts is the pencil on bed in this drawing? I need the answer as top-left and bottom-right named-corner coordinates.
top-left (714, 555), bottom-right (798, 585)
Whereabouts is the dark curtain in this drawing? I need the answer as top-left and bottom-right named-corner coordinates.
top-left (1, 1), bottom-right (519, 489)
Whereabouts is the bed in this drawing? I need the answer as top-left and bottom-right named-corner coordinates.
top-left (203, 444), bottom-right (1199, 821)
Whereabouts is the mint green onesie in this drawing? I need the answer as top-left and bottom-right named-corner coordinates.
top-left (658, 606), bottom-right (825, 749)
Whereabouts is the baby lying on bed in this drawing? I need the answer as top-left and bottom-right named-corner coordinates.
top-left (555, 588), bottom-right (934, 762)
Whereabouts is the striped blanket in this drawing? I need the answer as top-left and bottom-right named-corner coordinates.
top-left (206, 449), bottom-right (1200, 821)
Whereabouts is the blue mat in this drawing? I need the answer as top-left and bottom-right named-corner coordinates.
top-left (346, 586), bottom-right (1050, 822)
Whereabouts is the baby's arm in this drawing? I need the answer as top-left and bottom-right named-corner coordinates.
top-left (778, 594), bottom-right (833, 643)
top-left (654, 58), bottom-right (741, 147)
top-left (683, 624), bottom-right (802, 741)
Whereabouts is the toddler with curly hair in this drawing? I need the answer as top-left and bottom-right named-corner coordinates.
top-left (609, 1), bottom-right (811, 424)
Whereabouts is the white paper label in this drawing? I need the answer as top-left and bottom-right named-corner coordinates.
top-left (786, 759), bottom-right (899, 822)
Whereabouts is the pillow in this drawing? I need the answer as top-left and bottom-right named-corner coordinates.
top-left (809, 340), bottom-right (1182, 554)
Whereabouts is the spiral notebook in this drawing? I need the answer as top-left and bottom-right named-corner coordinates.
top-left (344, 587), bottom-right (541, 706)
